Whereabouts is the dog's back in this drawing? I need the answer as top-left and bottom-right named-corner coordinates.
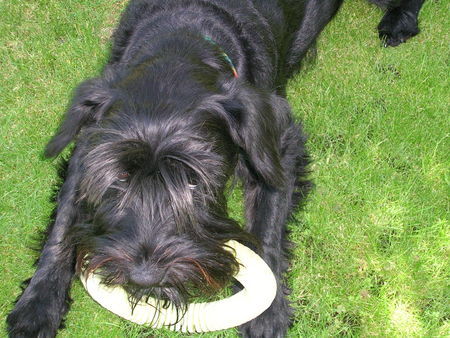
top-left (108, 0), bottom-right (295, 88)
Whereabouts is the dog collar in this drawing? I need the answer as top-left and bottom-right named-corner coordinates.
top-left (204, 36), bottom-right (239, 78)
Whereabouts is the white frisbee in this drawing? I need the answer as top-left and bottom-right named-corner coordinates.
top-left (80, 240), bottom-right (277, 333)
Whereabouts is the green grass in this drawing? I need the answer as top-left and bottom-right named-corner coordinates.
top-left (1, 0), bottom-right (448, 337)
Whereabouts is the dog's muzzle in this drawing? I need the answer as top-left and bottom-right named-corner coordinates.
top-left (80, 240), bottom-right (277, 332)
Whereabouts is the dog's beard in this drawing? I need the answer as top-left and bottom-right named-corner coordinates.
top-left (125, 283), bottom-right (189, 317)
top-left (123, 274), bottom-right (212, 316)
top-left (73, 198), bottom-right (255, 320)
top-left (77, 242), bottom-right (240, 323)
top-left (123, 283), bottom-right (210, 326)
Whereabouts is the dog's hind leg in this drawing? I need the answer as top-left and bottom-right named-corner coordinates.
top-left (285, 0), bottom-right (343, 76)
top-left (374, 0), bottom-right (425, 47)
top-left (238, 121), bottom-right (311, 338)
top-left (6, 151), bottom-right (82, 338)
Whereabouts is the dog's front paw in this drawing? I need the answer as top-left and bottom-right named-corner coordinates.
top-left (378, 8), bottom-right (420, 47)
top-left (239, 289), bottom-right (292, 338)
top-left (7, 297), bottom-right (60, 338)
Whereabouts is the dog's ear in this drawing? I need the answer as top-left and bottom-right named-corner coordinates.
top-left (218, 80), bottom-right (289, 188)
top-left (44, 77), bottom-right (115, 158)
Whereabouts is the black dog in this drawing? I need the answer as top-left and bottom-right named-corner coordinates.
top-left (7, 0), bottom-right (424, 337)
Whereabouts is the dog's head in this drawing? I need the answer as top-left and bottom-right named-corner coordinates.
top-left (46, 60), bottom-right (288, 310)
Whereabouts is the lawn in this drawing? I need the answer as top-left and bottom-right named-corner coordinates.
top-left (0, 0), bottom-right (448, 337)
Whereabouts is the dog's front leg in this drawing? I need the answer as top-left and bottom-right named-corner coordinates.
top-left (7, 151), bottom-right (82, 338)
top-left (238, 124), bottom-right (310, 338)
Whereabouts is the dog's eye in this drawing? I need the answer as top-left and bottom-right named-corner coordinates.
top-left (117, 172), bottom-right (130, 182)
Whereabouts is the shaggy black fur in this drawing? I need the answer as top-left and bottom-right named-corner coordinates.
top-left (7, 0), bottom-right (424, 337)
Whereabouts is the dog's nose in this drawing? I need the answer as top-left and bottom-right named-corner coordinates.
top-left (129, 267), bottom-right (163, 287)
